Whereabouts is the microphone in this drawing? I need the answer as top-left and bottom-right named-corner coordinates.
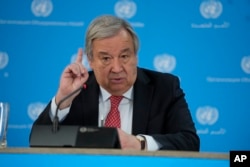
top-left (29, 83), bottom-right (120, 148)
top-left (52, 84), bottom-right (86, 133)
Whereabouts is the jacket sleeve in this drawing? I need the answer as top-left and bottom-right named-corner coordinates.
top-left (32, 101), bottom-right (53, 125)
top-left (151, 76), bottom-right (200, 151)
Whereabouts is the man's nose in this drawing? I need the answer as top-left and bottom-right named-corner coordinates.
top-left (111, 58), bottom-right (123, 72)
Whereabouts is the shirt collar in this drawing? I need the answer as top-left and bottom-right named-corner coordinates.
top-left (99, 86), bottom-right (134, 102)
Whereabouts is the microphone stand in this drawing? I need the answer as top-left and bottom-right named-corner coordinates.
top-left (52, 85), bottom-right (83, 133)
top-left (29, 84), bottom-right (120, 148)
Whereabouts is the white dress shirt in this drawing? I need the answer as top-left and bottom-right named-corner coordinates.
top-left (50, 86), bottom-right (160, 151)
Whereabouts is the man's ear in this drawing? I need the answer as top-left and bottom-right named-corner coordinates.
top-left (88, 57), bottom-right (94, 69)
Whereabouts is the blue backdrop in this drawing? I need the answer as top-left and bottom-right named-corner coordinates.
top-left (0, 0), bottom-right (249, 153)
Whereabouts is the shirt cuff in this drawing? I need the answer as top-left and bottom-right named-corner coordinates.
top-left (140, 134), bottom-right (162, 151)
top-left (50, 96), bottom-right (70, 122)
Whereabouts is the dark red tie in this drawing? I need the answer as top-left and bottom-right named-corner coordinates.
top-left (105, 96), bottom-right (123, 128)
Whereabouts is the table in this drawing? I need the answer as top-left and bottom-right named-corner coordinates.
top-left (0, 148), bottom-right (229, 167)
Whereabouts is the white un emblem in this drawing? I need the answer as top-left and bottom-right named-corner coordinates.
top-left (154, 54), bottom-right (176, 73)
top-left (31, 0), bottom-right (53, 17)
top-left (196, 106), bottom-right (219, 125)
top-left (200, 0), bottom-right (223, 19)
top-left (241, 56), bottom-right (250, 74)
top-left (28, 102), bottom-right (46, 121)
top-left (115, 0), bottom-right (137, 19)
top-left (0, 52), bottom-right (9, 69)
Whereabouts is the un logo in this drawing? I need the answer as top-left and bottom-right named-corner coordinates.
top-left (241, 56), bottom-right (250, 74)
top-left (0, 52), bottom-right (9, 70)
top-left (31, 0), bottom-right (53, 17)
top-left (115, 0), bottom-right (137, 19)
top-left (196, 106), bottom-right (219, 125)
top-left (153, 54), bottom-right (176, 73)
top-left (200, 0), bottom-right (223, 19)
top-left (28, 102), bottom-right (46, 121)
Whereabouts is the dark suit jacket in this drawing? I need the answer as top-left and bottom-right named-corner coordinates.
top-left (33, 67), bottom-right (200, 151)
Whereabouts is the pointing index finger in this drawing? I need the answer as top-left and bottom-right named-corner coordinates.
top-left (76, 48), bottom-right (83, 63)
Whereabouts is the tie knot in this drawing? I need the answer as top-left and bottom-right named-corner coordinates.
top-left (110, 95), bottom-right (123, 107)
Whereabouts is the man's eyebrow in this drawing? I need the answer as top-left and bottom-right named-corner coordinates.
top-left (97, 48), bottom-right (131, 56)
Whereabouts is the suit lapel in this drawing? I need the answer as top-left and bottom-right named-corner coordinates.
top-left (132, 68), bottom-right (154, 135)
top-left (82, 69), bottom-right (154, 131)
